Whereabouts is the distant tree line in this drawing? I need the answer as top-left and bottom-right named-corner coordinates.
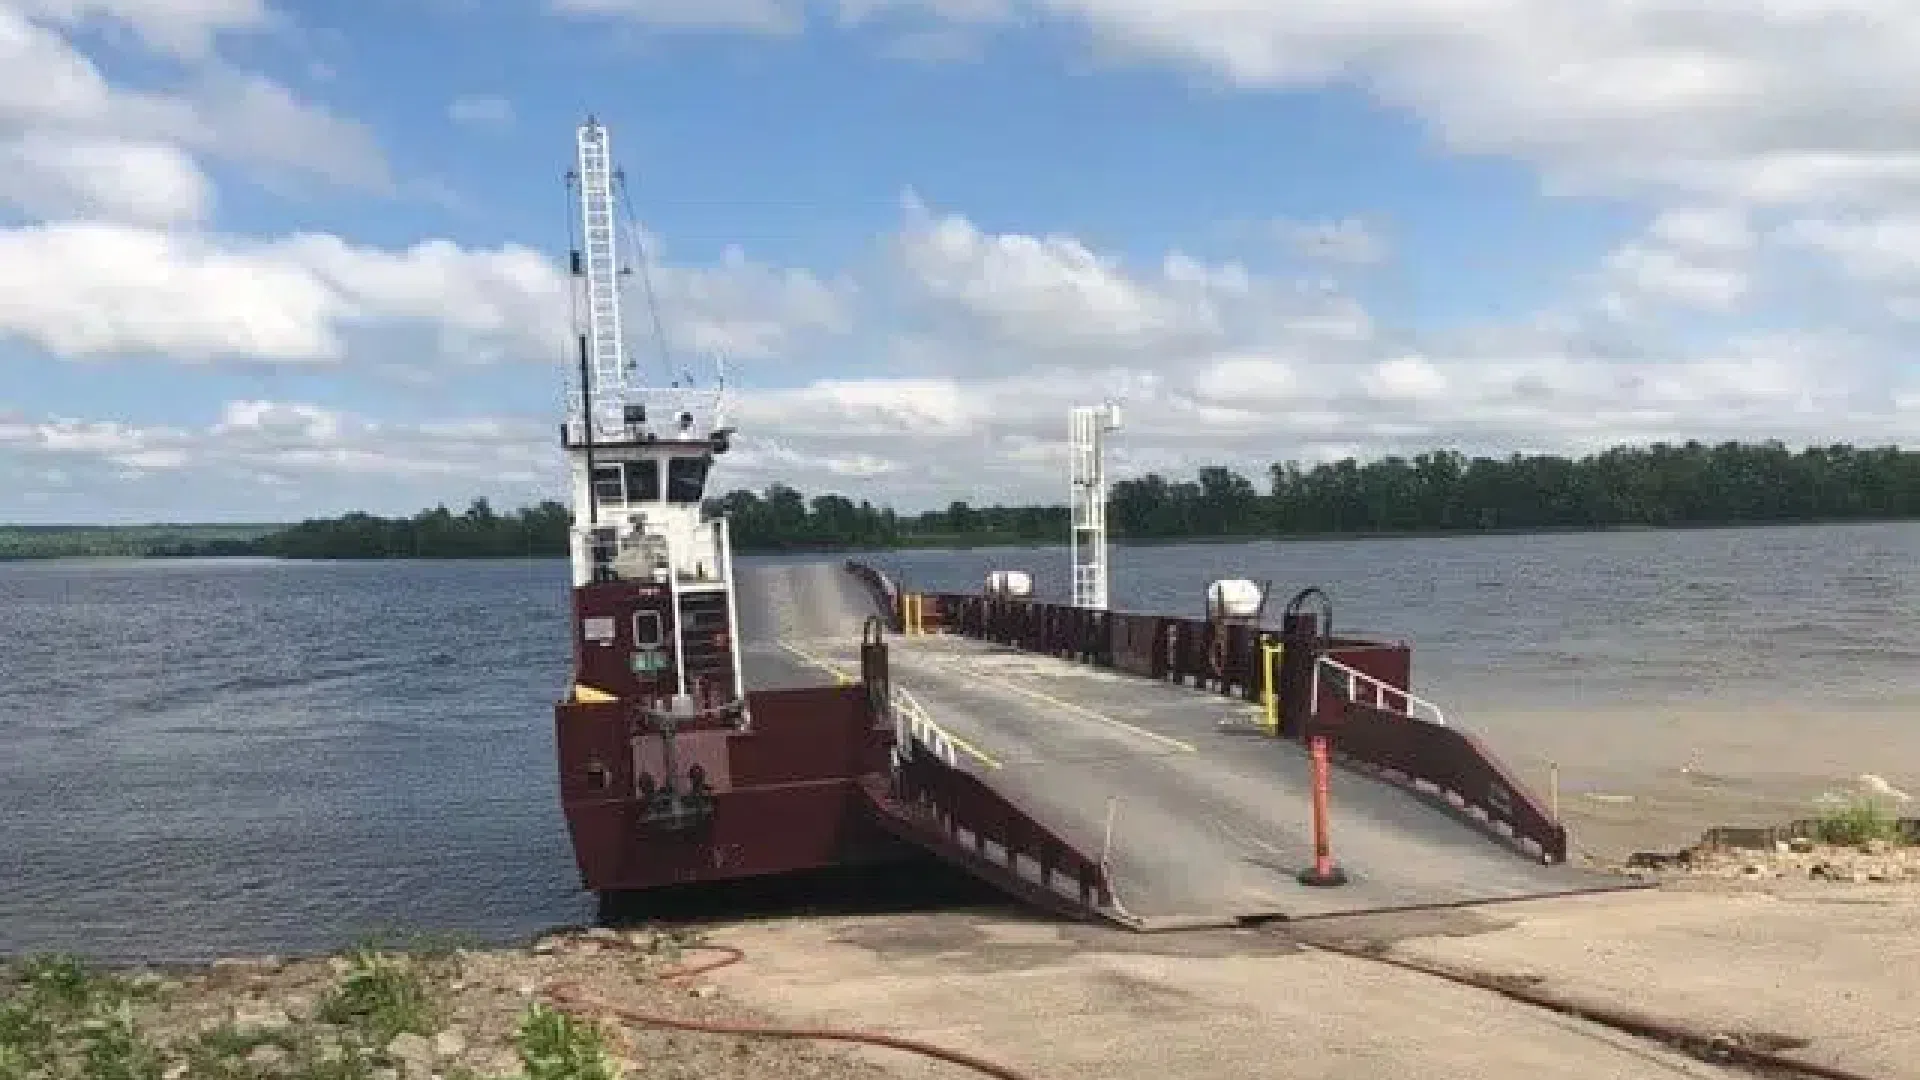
top-left (6, 441), bottom-right (1918, 560)
top-left (713, 486), bottom-right (1069, 550)
top-left (0, 523), bottom-right (279, 560)
top-left (1113, 441), bottom-right (1920, 538)
top-left (254, 500), bottom-right (573, 559)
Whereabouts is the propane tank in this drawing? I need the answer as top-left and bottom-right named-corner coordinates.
top-left (985, 570), bottom-right (1034, 599)
top-left (1205, 578), bottom-right (1265, 622)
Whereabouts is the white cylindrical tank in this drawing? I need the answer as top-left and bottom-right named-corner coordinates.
top-left (985, 570), bottom-right (1034, 598)
top-left (1206, 578), bottom-right (1264, 621)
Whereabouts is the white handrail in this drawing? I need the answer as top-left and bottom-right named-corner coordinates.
top-left (716, 516), bottom-right (747, 721)
top-left (891, 685), bottom-right (959, 768)
top-left (1312, 655), bottom-right (1447, 726)
top-left (664, 532), bottom-right (687, 699)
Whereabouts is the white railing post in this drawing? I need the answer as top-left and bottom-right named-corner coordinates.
top-left (665, 533), bottom-right (688, 700)
top-left (717, 517), bottom-right (747, 721)
top-left (1315, 655), bottom-right (1447, 727)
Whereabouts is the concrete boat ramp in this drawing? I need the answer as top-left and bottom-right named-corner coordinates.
top-left (735, 562), bottom-right (1636, 930)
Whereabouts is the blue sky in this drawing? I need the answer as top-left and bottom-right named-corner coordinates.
top-left (1, 0), bottom-right (1916, 522)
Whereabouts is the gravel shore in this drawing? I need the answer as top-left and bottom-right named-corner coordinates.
top-left (1, 929), bottom-right (891, 1080)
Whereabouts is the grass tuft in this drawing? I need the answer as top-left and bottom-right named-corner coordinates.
top-left (1813, 799), bottom-right (1901, 847)
top-left (1, 955), bottom-right (158, 1080)
top-left (516, 1005), bottom-right (619, 1080)
top-left (317, 949), bottom-right (441, 1046)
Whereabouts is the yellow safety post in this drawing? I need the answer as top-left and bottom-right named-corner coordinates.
top-left (902, 593), bottom-right (924, 635)
top-left (1260, 637), bottom-right (1283, 735)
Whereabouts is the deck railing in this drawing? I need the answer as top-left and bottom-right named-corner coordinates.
top-left (1313, 655), bottom-right (1447, 726)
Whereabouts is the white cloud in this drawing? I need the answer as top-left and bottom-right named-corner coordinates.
top-left (1277, 217), bottom-right (1388, 265)
top-left (0, 218), bottom-right (854, 372)
top-left (0, 4), bottom-right (387, 220)
top-left (1648, 208), bottom-right (1755, 254)
top-left (1191, 355), bottom-right (1298, 405)
top-left (0, 223), bottom-right (542, 361)
top-left (9, 0), bottom-right (271, 58)
top-left (1362, 354), bottom-right (1448, 403)
top-left (547, 0), bottom-right (804, 34)
top-left (0, 223), bottom-right (349, 361)
top-left (449, 94), bottom-right (513, 128)
top-left (0, 132), bottom-right (212, 224)
top-left (0, 399), bottom-right (567, 521)
top-left (893, 192), bottom-right (1250, 361)
top-left (648, 245), bottom-right (857, 362)
top-left (1779, 215), bottom-right (1920, 285)
top-left (847, 0), bottom-right (1920, 211)
top-left (1594, 207), bottom-right (1760, 317)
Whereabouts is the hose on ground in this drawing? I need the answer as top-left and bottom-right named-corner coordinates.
top-left (539, 939), bottom-right (1037, 1080)
top-left (1300, 937), bottom-right (1884, 1080)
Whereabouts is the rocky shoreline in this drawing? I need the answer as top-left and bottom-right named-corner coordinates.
top-left (1, 929), bottom-right (888, 1080)
top-left (1614, 807), bottom-right (1920, 883)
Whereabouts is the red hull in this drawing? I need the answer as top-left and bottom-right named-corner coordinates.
top-left (554, 683), bottom-right (903, 892)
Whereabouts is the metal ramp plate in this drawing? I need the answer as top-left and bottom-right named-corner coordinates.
top-left (731, 561), bottom-right (1638, 926)
top-left (804, 629), bottom-right (1640, 927)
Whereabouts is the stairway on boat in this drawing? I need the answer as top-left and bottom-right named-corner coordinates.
top-left (677, 587), bottom-right (736, 702)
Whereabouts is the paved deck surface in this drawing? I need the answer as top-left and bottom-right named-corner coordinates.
top-left (740, 562), bottom-right (1638, 925)
top-left (734, 560), bottom-right (877, 691)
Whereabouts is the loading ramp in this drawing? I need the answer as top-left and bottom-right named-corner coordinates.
top-left (739, 561), bottom-right (1639, 929)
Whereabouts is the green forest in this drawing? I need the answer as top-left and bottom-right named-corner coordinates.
top-left (0, 523), bottom-right (280, 560)
top-left (7, 440), bottom-right (1920, 560)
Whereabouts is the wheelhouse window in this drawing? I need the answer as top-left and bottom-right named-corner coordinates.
top-left (623, 460), bottom-right (660, 502)
top-left (591, 464), bottom-right (624, 505)
top-left (632, 610), bottom-right (663, 647)
top-left (666, 456), bottom-right (710, 504)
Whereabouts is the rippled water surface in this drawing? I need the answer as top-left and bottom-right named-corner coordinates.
top-left (4, 523), bottom-right (1918, 959)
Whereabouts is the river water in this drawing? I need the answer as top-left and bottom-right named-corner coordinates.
top-left (3, 522), bottom-right (1917, 960)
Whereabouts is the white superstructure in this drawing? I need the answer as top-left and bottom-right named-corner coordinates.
top-left (560, 115), bottom-right (744, 712)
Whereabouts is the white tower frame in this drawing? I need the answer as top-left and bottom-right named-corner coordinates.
top-left (575, 118), bottom-right (628, 438)
top-left (1069, 402), bottom-right (1122, 610)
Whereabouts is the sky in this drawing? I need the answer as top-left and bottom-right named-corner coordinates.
top-left (1, 0), bottom-right (1918, 523)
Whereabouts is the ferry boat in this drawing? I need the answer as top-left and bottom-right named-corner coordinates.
top-left (544, 116), bottom-right (1577, 923)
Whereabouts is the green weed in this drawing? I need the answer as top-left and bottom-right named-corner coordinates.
top-left (515, 1005), bottom-right (618, 1080)
top-left (317, 950), bottom-right (440, 1046)
top-left (1814, 799), bottom-right (1901, 847)
top-left (0, 956), bottom-right (159, 1080)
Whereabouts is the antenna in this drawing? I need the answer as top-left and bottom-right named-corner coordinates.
top-left (1069, 402), bottom-right (1122, 610)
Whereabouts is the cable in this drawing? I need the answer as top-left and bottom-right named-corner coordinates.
top-left (614, 173), bottom-right (675, 389)
top-left (538, 939), bottom-right (1039, 1080)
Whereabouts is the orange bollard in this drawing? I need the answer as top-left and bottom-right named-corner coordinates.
top-left (1297, 734), bottom-right (1349, 887)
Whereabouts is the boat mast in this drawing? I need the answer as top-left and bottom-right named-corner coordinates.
top-left (572, 117), bottom-right (630, 441)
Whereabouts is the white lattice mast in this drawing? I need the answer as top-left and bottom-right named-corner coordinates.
top-left (573, 117), bottom-right (629, 437)
top-left (1069, 402), bottom-right (1122, 610)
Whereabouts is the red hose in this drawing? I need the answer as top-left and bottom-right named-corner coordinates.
top-left (539, 939), bottom-right (1038, 1080)
top-left (654, 943), bottom-right (744, 982)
